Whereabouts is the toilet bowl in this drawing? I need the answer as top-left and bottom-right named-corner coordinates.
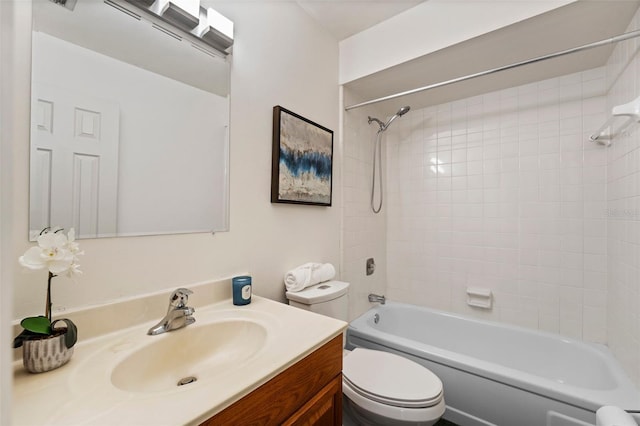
top-left (343, 348), bottom-right (445, 426)
top-left (285, 281), bottom-right (445, 425)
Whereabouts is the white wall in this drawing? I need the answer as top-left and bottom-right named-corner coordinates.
top-left (10, 1), bottom-right (340, 331)
top-left (0, 0), bottom-right (27, 422)
top-left (339, 0), bottom-right (575, 84)
top-left (606, 9), bottom-right (640, 387)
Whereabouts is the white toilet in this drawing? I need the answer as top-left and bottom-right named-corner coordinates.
top-left (286, 281), bottom-right (445, 426)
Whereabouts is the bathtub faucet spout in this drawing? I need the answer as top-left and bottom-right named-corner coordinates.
top-left (368, 293), bottom-right (386, 305)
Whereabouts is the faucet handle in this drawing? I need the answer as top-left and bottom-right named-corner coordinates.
top-left (169, 288), bottom-right (193, 309)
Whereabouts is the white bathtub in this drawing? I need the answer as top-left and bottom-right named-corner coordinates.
top-left (345, 301), bottom-right (640, 426)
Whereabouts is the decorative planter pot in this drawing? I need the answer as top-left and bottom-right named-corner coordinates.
top-left (22, 330), bottom-right (74, 374)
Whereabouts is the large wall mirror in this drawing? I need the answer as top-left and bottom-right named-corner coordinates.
top-left (29, 0), bottom-right (231, 240)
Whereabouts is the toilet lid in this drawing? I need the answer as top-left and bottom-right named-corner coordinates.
top-left (343, 348), bottom-right (443, 409)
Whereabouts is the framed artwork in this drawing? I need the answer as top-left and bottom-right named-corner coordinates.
top-left (271, 106), bottom-right (333, 206)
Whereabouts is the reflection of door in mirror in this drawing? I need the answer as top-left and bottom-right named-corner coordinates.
top-left (29, 0), bottom-right (231, 240)
top-left (30, 84), bottom-right (120, 239)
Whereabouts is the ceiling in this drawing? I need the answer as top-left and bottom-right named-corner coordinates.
top-left (38, 0), bottom-right (640, 112)
top-left (315, 0), bottom-right (640, 112)
top-left (296, 0), bottom-right (425, 41)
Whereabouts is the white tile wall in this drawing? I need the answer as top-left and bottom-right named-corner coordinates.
top-left (606, 10), bottom-right (640, 387)
top-left (385, 68), bottom-right (609, 343)
top-left (342, 89), bottom-right (388, 320)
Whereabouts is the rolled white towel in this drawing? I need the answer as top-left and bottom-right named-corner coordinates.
top-left (284, 262), bottom-right (336, 292)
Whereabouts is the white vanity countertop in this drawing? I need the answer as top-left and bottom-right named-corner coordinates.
top-left (12, 295), bottom-right (346, 425)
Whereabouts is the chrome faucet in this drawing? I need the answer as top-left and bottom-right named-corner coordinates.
top-left (147, 288), bottom-right (196, 335)
top-left (368, 293), bottom-right (386, 305)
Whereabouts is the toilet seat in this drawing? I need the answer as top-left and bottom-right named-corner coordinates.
top-left (343, 348), bottom-right (443, 409)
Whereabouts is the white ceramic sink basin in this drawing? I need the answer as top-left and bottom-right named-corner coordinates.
top-left (111, 319), bottom-right (267, 393)
top-left (14, 293), bottom-right (347, 426)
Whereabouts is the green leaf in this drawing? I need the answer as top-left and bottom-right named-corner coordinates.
top-left (20, 316), bottom-right (51, 335)
top-left (52, 319), bottom-right (78, 349)
top-left (12, 329), bottom-right (40, 348)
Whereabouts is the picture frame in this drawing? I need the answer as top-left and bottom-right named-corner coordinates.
top-left (271, 106), bottom-right (333, 206)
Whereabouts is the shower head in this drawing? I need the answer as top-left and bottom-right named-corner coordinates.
top-left (397, 106), bottom-right (411, 116)
top-left (367, 106), bottom-right (411, 132)
top-left (383, 105), bottom-right (411, 129)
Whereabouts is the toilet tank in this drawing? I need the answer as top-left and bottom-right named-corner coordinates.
top-left (285, 280), bottom-right (349, 322)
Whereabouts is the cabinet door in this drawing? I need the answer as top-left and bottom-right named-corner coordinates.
top-left (202, 335), bottom-right (343, 426)
top-left (283, 374), bottom-right (342, 426)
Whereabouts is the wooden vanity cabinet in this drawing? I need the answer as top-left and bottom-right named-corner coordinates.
top-left (201, 334), bottom-right (343, 426)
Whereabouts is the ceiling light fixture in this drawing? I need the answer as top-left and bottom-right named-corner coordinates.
top-left (48, 0), bottom-right (78, 11)
top-left (121, 0), bottom-right (234, 55)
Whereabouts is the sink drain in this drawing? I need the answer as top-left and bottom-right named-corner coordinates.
top-left (177, 376), bottom-right (197, 386)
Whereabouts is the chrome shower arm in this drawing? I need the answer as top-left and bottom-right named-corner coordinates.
top-left (368, 116), bottom-right (385, 130)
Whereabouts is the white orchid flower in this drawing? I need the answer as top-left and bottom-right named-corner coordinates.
top-left (19, 228), bottom-right (82, 276)
top-left (65, 228), bottom-right (83, 256)
top-left (18, 246), bottom-right (49, 270)
top-left (65, 262), bottom-right (83, 277)
top-left (17, 227), bottom-right (84, 333)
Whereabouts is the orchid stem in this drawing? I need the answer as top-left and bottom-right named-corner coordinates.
top-left (45, 272), bottom-right (55, 323)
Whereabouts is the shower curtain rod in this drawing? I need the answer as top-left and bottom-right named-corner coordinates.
top-left (344, 28), bottom-right (640, 111)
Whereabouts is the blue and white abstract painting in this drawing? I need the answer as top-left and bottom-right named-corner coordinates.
top-left (276, 109), bottom-right (332, 205)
